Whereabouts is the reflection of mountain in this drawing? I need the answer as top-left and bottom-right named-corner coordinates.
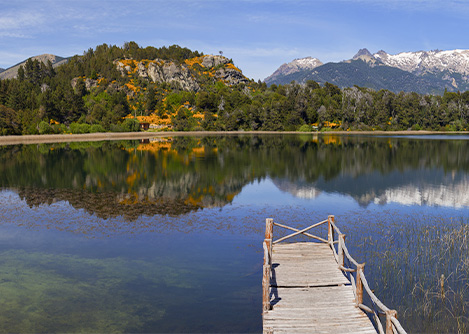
top-left (1, 135), bottom-right (469, 216)
top-left (273, 170), bottom-right (469, 208)
top-left (272, 179), bottom-right (321, 199)
top-left (376, 181), bottom-right (469, 208)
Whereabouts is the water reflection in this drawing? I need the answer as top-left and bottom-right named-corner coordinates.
top-left (1, 134), bottom-right (469, 333)
top-left (1, 135), bottom-right (469, 219)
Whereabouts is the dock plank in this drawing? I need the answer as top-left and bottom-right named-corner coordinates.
top-left (263, 242), bottom-right (376, 333)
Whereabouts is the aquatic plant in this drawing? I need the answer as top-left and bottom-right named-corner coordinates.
top-left (343, 213), bottom-right (469, 333)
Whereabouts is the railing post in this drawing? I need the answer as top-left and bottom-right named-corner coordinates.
top-left (356, 263), bottom-right (365, 305)
top-left (328, 215), bottom-right (335, 245)
top-left (265, 218), bottom-right (273, 240)
top-left (386, 310), bottom-right (397, 334)
top-left (262, 241), bottom-right (271, 313)
top-left (263, 218), bottom-right (274, 313)
top-left (338, 233), bottom-right (345, 267)
top-left (265, 218), bottom-right (273, 265)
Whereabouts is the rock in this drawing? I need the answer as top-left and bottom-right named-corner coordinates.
top-left (201, 55), bottom-right (229, 68)
top-left (214, 67), bottom-right (249, 85)
top-left (147, 60), bottom-right (200, 91)
top-left (71, 77), bottom-right (98, 90)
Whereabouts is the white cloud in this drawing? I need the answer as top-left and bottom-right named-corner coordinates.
top-left (0, 10), bottom-right (45, 37)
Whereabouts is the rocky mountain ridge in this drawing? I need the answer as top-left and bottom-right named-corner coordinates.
top-left (264, 57), bottom-right (322, 85)
top-left (373, 48), bottom-right (469, 75)
top-left (265, 48), bottom-right (469, 93)
top-left (0, 54), bottom-right (67, 80)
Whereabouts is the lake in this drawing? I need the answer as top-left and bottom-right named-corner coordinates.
top-left (0, 134), bottom-right (468, 333)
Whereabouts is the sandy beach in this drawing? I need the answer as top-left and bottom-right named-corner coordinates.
top-left (0, 130), bottom-right (467, 145)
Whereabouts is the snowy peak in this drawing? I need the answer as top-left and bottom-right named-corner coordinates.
top-left (373, 49), bottom-right (469, 75)
top-left (265, 56), bottom-right (322, 84)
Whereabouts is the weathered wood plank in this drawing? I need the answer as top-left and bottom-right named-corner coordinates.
top-left (271, 243), bottom-right (350, 287)
top-left (264, 242), bottom-right (376, 333)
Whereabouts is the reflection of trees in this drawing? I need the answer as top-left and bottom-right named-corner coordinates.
top-left (1, 135), bottom-right (468, 217)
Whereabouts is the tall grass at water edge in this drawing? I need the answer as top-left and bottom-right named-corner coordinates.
top-left (342, 213), bottom-right (469, 334)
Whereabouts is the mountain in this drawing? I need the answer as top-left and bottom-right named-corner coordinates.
top-left (265, 48), bottom-right (469, 94)
top-left (264, 57), bottom-right (322, 85)
top-left (0, 54), bottom-right (68, 80)
top-left (374, 49), bottom-right (469, 75)
top-left (0, 68), bottom-right (5, 73)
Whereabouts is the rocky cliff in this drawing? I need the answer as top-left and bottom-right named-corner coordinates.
top-left (115, 54), bottom-right (248, 92)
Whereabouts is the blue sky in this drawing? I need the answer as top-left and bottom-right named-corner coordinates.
top-left (1, 0), bottom-right (469, 80)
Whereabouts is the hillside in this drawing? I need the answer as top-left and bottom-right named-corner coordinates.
top-left (1, 42), bottom-right (469, 135)
top-left (0, 54), bottom-right (67, 80)
top-left (265, 48), bottom-right (469, 94)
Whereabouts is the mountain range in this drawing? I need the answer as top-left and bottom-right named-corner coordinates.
top-left (265, 48), bottom-right (469, 94)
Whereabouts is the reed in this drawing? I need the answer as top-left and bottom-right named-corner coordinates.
top-left (342, 213), bottom-right (469, 333)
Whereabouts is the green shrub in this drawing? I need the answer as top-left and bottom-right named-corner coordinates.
top-left (90, 124), bottom-right (106, 133)
top-left (122, 118), bottom-right (140, 132)
top-left (70, 122), bottom-right (91, 134)
top-left (298, 124), bottom-right (312, 132)
top-left (38, 121), bottom-right (53, 134)
top-left (110, 124), bottom-right (124, 132)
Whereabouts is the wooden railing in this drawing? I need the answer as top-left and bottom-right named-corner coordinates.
top-left (262, 215), bottom-right (408, 334)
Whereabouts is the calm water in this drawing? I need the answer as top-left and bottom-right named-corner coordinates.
top-left (0, 134), bottom-right (468, 333)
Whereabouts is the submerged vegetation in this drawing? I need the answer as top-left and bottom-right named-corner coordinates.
top-left (1, 42), bottom-right (469, 135)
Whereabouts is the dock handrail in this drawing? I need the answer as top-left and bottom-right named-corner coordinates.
top-left (262, 215), bottom-right (407, 334)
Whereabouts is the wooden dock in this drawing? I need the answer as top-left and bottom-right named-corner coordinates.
top-left (262, 217), bottom-right (407, 334)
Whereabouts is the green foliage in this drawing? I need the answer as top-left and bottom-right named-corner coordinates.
top-left (38, 121), bottom-right (53, 134)
top-left (0, 104), bottom-right (21, 135)
top-left (121, 118), bottom-right (140, 132)
top-left (298, 124), bottom-right (312, 132)
top-left (90, 124), bottom-right (106, 133)
top-left (70, 122), bottom-right (91, 134)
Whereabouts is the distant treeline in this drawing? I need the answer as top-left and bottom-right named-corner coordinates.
top-left (1, 42), bottom-right (468, 135)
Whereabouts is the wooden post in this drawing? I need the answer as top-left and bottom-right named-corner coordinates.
top-left (264, 239), bottom-right (272, 266)
top-left (386, 310), bottom-right (397, 334)
top-left (328, 215), bottom-right (335, 245)
top-left (262, 240), bottom-right (272, 313)
top-left (356, 263), bottom-right (365, 305)
top-left (338, 234), bottom-right (345, 267)
top-left (263, 219), bottom-right (274, 314)
top-left (265, 218), bottom-right (273, 265)
top-left (265, 218), bottom-right (273, 240)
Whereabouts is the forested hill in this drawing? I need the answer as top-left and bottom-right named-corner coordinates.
top-left (1, 42), bottom-right (469, 135)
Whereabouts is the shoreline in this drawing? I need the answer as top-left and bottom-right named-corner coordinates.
top-left (0, 130), bottom-right (468, 145)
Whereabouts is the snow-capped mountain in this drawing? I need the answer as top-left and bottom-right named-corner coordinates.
top-left (374, 49), bottom-right (469, 76)
top-left (265, 48), bottom-right (469, 93)
top-left (264, 57), bottom-right (323, 85)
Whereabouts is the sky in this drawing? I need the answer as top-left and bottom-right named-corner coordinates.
top-left (1, 0), bottom-right (469, 81)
